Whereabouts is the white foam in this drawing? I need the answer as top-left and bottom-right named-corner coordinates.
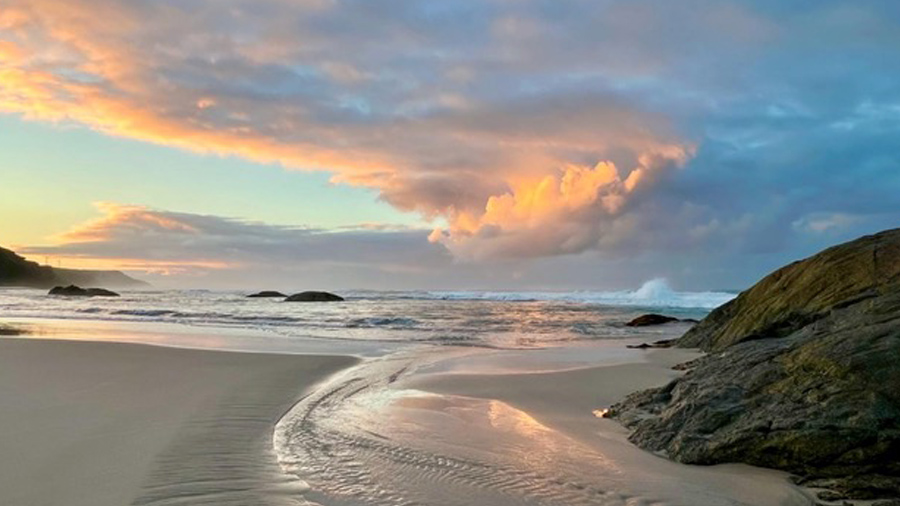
top-left (427, 279), bottom-right (735, 309)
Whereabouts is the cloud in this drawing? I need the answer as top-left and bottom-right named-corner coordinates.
top-left (431, 152), bottom-right (693, 259)
top-left (3, 0), bottom-right (900, 268)
top-left (0, 0), bottom-right (694, 259)
top-left (21, 202), bottom-right (451, 285)
top-left (29, 202), bottom-right (439, 266)
top-left (19, 201), bottom-right (900, 291)
top-left (22, 202), bottom-right (689, 290)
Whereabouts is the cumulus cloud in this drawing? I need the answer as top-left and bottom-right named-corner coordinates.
top-left (3, 0), bottom-right (900, 268)
top-left (431, 151), bottom-right (693, 259)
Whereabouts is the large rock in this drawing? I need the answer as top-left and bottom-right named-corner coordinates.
top-left (680, 229), bottom-right (900, 351)
top-left (608, 229), bottom-right (900, 500)
top-left (285, 291), bottom-right (344, 302)
top-left (625, 314), bottom-right (680, 327)
top-left (49, 285), bottom-right (120, 297)
top-left (247, 291), bottom-right (287, 298)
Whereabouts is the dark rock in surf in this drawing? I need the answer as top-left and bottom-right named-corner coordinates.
top-left (49, 285), bottom-right (120, 297)
top-left (285, 291), bottom-right (345, 302)
top-left (247, 291), bottom-right (287, 298)
top-left (626, 339), bottom-right (677, 349)
top-left (625, 314), bottom-right (680, 327)
top-left (608, 228), bottom-right (900, 500)
top-left (49, 285), bottom-right (88, 296)
top-left (0, 324), bottom-right (21, 335)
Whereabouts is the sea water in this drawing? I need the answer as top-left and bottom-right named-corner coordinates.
top-left (0, 279), bottom-right (733, 350)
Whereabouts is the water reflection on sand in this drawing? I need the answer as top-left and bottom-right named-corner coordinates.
top-left (276, 344), bottom-right (813, 506)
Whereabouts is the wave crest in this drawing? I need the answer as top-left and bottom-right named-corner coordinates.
top-left (426, 279), bottom-right (734, 309)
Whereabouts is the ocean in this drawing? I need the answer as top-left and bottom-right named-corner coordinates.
top-left (0, 279), bottom-right (733, 350)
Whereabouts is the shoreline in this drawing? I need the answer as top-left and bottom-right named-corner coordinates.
top-left (0, 316), bottom-right (401, 357)
top-left (1, 321), bottom-right (815, 505)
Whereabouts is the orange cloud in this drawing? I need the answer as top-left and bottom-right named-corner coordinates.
top-left (431, 146), bottom-right (692, 259)
top-left (1, 0), bottom-right (698, 259)
top-left (57, 203), bottom-right (200, 242)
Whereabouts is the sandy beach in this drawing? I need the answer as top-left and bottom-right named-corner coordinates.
top-left (0, 326), bottom-right (814, 506)
top-left (0, 337), bottom-right (356, 506)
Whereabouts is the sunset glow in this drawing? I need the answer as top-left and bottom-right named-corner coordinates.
top-left (3, 0), bottom-right (899, 290)
top-left (2, 6), bottom-right (900, 505)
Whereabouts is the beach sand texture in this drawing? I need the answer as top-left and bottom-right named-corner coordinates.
top-left (0, 334), bottom-right (813, 506)
top-left (0, 338), bottom-right (355, 506)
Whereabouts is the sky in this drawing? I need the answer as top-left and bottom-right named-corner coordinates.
top-left (1, 0), bottom-right (899, 291)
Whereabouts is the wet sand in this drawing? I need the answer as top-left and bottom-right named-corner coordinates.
top-left (0, 337), bottom-right (356, 506)
top-left (402, 346), bottom-right (702, 441)
top-left (394, 346), bottom-right (816, 506)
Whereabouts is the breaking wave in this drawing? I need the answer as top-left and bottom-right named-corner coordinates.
top-left (425, 278), bottom-right (734, 309)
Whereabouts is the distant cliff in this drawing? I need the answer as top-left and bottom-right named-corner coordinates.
top-left (0, 246), bottom-right (147, 288)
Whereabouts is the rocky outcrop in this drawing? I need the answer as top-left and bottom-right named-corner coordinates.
top-left (247, 291), bottom-right (287, 298)
top-left (285, 291), bottom-right (345, 302)
top-left (608, 229), bottom-right (900, 500)
top-left (49, 285), bottom-right (120, 297)
top-left (1, 246), bottom-right (146, 289)
top-left (625, 314), bottom-right (680, 327)
top-left (679, 230), bottom-right (900, 351)
top-left (0, 324), bottom-right (21, 336)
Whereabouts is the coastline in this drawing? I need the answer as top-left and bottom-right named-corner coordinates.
top-left (0, 320), bottom-right (814, 506)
